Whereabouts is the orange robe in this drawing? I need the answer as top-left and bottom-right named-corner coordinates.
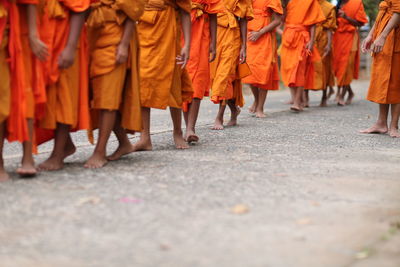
top-left (184, 0), bottom-right (223, 105)
top-left (137, 0), bottom-right (193, 110)
top-left (87, 0), bottom-right (145, 132)
top-left (37, 0), bottom-right (90, 144)
top-left (280, 0), bottom-right (325, 88)
top-left (0, 0), bottom-right (28, 143)
top-left (210, 0), bottom-right (253, 107)
top-left (333, 0), bottom-right (367, 86)
top-left (307, 0), bottom-right (336, 90)
top-left (242, 0), bottom-right (282, 90)
top-left (17, 0), bottom-right (46, 120)
top-left (367, 0), bottom-right (400, 104)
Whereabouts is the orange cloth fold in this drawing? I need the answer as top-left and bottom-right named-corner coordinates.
top-left (367, 0), bottom-right (400, 104)
top-left (307, 0), bottom-right (336, 90)
top-left (36, 0), bottom-right (90, 145)
top-left (242, 0), bottom-right (283, 90)
top-left (88, 0), bottom-right (144, 132)
top-left (280, 0), bottom-right (325, 88)
top-left (138, 0), bottom-right (193, 110)
top-left (333, 0), bottom-right (367, 86)
top-left (210, 0), bottom-right (253, 106)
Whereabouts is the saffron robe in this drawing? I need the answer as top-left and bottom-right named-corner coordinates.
top-left (138, 0), bottom-right (193, 110)
top-left (87, 0), bottom-right (145, 132)
top-left (242, 0), bottom-right (282, 90)
top-left (280, 0), bottom-right (325, 88)
top-left (367, 0), bottom-right (400, 104)
top-left (210, 0), bottom-right (253, 107)
top-left (36, 0), bottom-right (90, 144)
top-left (307, 0), bottom-right (336, 90)
top-left (185, 0), bottom-right (223, 105)
top-left (333, 0), bottom-right (367, 86)
top-left (0, 0), bottom-right (28, 142)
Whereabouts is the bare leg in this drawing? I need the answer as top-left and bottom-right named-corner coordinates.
top-left (285, 87), bottom-right (295, 105)
top-left (327, 86), bottom-right (335, 100)
top-left (17, 118), bottom-right (37, 177)
top-left (304, 90), bottom-right (310, 108)
top-left (291, 87), bottom-right (304, 112)
top-left (345, 85), bottom-right (354, 105)
top-left (389, 104), bottom-right (400, 138)
top-left (0, 122), bottom-right (9, 182)
top-left (360, 104), bottom-right (389, 134)
top-left (170, 107), bottom-right (189, 149)
top-left (335, 86), bottom-right (341, 103)
top-left (185, 98), bottom-right (200, 143)
top-left (227, 99), bottom-right (241, 126)
top-left (38, 123), bottom-right (76, 171)
top-left (320, 89), bottom-right (328, 107)
top-left (255, 89), bottom-right (268, 118)
top-left (84, 110), bottom-right (117, 168)
top-left (248, 85), bottom-right (258, 113)
top-left (212, 103), bottom-right (225, 130)
top-left (337, 85), bottom-right (346, 106)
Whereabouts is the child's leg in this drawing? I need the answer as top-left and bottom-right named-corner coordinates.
top-left (337, 86), bottom-right (346, 106)
top-left (84, 110), bottom-right (117, 168)
top-left (227, 99), bottom-right (240, 126)
top-left (17, 118), bottom-right (37, 177)
top-left (255, 89), bottom-right (268, 118)
top-left (248, 85), bottom-right (258, 113)
top-left (170, 107), bottom-right (189, 149)
top-left (291, 87), bottom-right (303, 112)
top-left (327, 85), bottom-right (335, 100)
top-left (389, 104), bottom-right (400, 138)
top-left (345, 85), bottom-right (354, 105)
top-left (129, 107), bottom-right (153, 151)
top-left (320, 89), bottom-right (328, 107)
top-left (360, 104), bottom-right (389, 134)
top-left (304, 90), bottom-right (310, 108)
top-left (185, 98), bottom-right (201, 143)
top-left (212, 103), bottom-right (226, 130)
top-left (0, 122), bottom-right (9, 182)
top-left (38, 123), bottom-right (75, 171)
top-left (286, 87), bottom-right (295, 105)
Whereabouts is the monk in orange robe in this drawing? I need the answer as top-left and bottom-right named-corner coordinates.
top-left (280, 0), bottom-right (325, 112)
top-left (243, 0), bottom-right (282, 118)
top-left (109, 0), bottom-right (192, 155)
top-left (0, 0), bottom-right (28, 181)
top-left (360, 0), bottom-right (400, 138)
top-left (84, 0), bottom-right (145, 168)
top-left (333, 0), bottom-right (367, 106)
top-left (16, 0), bottom-right (48, 176)
top-left (37, 0), bottom-right (90, 171)
top-left (210, 0), bottom-right (253, 130)
top-left (304, 0), bottom-right (336, 107)
top-left (183, 0), bottom-right (223, 142)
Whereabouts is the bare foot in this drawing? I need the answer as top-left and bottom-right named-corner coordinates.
top-left (389, 128), bottom-right (400, 138)
top-left (16, 162), bottom-right (37, 178)
top-left (337, 99), bottom-right (345, 106)
top-left (248, 103), bottom-right (256, 114)
top-left (108, 139), bottom-right (152, 161)
top-left (360, 124), bottom-right (388, 134)
top-left (345, 92), bottom-right (354, 105)
top-left (173, 130), bottom-right (189, 149)
top-left (38, 143), bottom-right (76, 171)
top-left (84, 152), bottom-right (108, 169)
top-left (255, 111), bottom-right (266, 118)
top-left (320, 99), bottom-right (328, 107)
top-left (185, 130), bottom-right (199, 143)
top-left (0, 170), bottom-right (9, 182)
top-left (290, 105), bottom-right (303, 112)
top-left (285, 99), bottom-right (294, 105)
top-left (212, 117), bottom-right (224, 130)
top-left (227, 107), bottom-right (241, 126)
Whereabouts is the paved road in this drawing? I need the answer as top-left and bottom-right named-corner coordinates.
top-left (1, 80), bottom-right (400, 267)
